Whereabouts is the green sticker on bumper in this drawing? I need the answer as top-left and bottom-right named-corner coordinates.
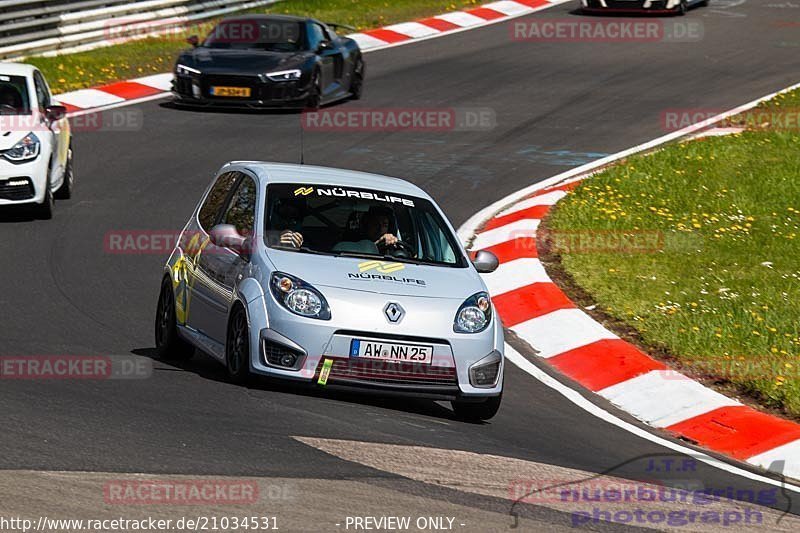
top-left (318, 358), bottom-right (333, 386)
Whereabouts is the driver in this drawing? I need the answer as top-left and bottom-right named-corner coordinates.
top-left (270, 197), bottom-right (305, 248)
top-left (0, 85), bottom-right (23, 113)
top-left (333, 206), bottom-right (400, 255)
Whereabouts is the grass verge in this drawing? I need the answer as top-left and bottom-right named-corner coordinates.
top-left (546, 87), bottom-right (800, 417)
top-left (26, 0), bottom-right (482, 94)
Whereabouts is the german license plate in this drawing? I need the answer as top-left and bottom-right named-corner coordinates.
top-left (211, 86), bottom-right (251, 97)
top-left (349, 339), bottom-right (433, 364)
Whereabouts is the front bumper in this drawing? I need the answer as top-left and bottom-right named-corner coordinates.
top-left (244, 289), bottom-right (504, 400)
top-left (0, 156), bottom-right (49, 206)
top-left (581, 0), bottom-right (679, 13)
top-left (172, 73), bottom-right (310, 109)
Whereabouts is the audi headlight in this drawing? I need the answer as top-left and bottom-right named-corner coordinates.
top-left (3, 132), bottom-right (40, 162)
top-left (270, 272), bottom-right (331, 320)
top-left (265, 69), bottom-right (301, 82)
top-left (454, 292), bottom-right (492, 333)
top-left (176, 63), bottom-right (201, 76)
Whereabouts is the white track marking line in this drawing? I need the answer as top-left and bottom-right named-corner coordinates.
top-left (748, 440), bottom-right (800, 480)
top-left (511, 308), bottom-right (618, 358)
top-left (497, 190), bottom-right (567, 216)
top-left (598, 370), bottom-right (741, 428)
top-left (481, 258), bottom-right (549, 296)
top-left (131, 73), bottom-right (173, 91)
top-left (471, 218), bottom-right (539, 250)
top-left (484, 1), bottom-right (537, 16)
top-left (383, 22), bottom-right (441, 38)
top-left (503, 343), bottom-right (800, 492)
top-left (56, 89), bottom-right (124, 108)
top-left (435, 12), bottom-right (490, 27)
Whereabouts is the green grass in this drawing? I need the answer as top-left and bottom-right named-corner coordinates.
top-left (548, 88), bottom-right (800, 416)
top-left (27, 0), bottom-right (482, 94)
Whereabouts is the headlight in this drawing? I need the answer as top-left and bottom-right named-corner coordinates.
top-left (454, 292), bottom-right (492, 333)
top-left (176, 63), bottom-right (201, 76)
top-left (3, 132), bottom-right (40, 162)
top-left (270, 272), bottom-right (331, 320)
top-left (469, 351), bottom-right (502, 388)
top-left (265, 69), bottom-right (301, 82)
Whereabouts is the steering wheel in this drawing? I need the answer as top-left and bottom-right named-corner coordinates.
top-left (385, 240), bottom-right (415, 258)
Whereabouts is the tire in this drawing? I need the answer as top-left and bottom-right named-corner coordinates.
top-left (305, 69), bottom-right (321, 110)
top-left (350, 57), bottom-right (364, 101)
top-left (35, 174), bottom-right (54, 220)
top-left (154, 277), bottom-right (194, 360)
top-left (225, 305), bottom-right (251, 384)
top-left (677, 0), bottom-right (688, 15)
top-left (451, 394), bottom-right (502, 422)
top-left (54, 146), bottom-right (73, 200)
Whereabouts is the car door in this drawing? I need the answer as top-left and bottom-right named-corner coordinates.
top-left (309, 22), bottom-right (341, 96)
top-left (192, 171), bottom-right (258, 344)
top-left (184, 171), bottom-right (238, 340)
top-left (33, 71), bottom-right (67, 183)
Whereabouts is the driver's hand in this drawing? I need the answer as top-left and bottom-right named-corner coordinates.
top-left (376, 233), bottom-right (398, 246)
top-left (280, 230), bottom-right (303, 248)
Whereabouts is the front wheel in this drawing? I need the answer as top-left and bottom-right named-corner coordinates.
top-left (226, 306), bottom-right (252, 384)
top-left (305, 70), bottom-right (321, 110)
top-left (54, 147), bottom-right (73, 200)
top-left (451, 394), bottom-right (502, 421)
top-left (35, 175), bottom-right (54, 220)
top-left (350, 57), bottom-right (364, 100)
top-left (676, 0), bottom-right (688, 15)
top-left (154, 277), bottom-right (194, 360)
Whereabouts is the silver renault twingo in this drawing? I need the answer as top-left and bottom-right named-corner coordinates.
top-left (155, 162), bottom-right (504, 420)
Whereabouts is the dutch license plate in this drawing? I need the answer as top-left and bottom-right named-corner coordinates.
top-left (349, 339), bottom-right (433, 364)
top-left (211, 86), bottom-right (251, 97)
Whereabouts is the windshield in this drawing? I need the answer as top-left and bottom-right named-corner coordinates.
top-left (0, 75), bottom-right (31, 115)
top-left (264, 183), bottom-right (467, 268)
top-left (203, 20), bottom-right (304, 52)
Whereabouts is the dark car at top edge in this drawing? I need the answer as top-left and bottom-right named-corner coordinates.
top-left (171, 15), bottom-right (364, 109)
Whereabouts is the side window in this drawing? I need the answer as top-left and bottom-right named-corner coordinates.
top-left (308, 23), bottom-right (327, 51)
top-left (198, 172), bottom-right (238, 232)
top-left (33, 72), bottom-right (50, 110)
top-left (222, 175), bottom-right (257, 236)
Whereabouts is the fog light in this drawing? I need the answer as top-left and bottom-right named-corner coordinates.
top-left (280, 353), bottom-right (297, 367)
top-left (469, 351), bottom-right (502, 388)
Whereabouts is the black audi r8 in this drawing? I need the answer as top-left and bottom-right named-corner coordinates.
top-left (171, 15), bottom-right (364, 109)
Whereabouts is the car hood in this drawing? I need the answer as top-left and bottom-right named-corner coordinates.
top-left (264, 249), bottom-right (482, 300)
top-left (183, 48), bottom-right (310, 75)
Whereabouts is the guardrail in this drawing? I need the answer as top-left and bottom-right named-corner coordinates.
top-left (0, 0), bottom-right (281, 59)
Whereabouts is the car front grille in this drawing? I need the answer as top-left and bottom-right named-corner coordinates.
top-left (0, 177), bottom-right (34, 201)
top-left (316, 358), bottom-right (459, 388)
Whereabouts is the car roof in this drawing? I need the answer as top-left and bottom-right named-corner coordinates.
top-left (0, 62), bottom-right (37, 78)
top-left (230, 162), bottom-right (432, 199)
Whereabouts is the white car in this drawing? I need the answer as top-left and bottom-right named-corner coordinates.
top-left (0, 62), bottom-right (72, 219)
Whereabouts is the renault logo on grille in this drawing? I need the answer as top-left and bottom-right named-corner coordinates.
top-left (384, 302), bottom-right (405, 323)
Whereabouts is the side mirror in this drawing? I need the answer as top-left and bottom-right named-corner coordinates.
top-left (186, 35), bottom-right (199, 47)
top-left (472, 250), bottom-right (499, 274)
top-left (44, 104), bottom-right (67, 122)
top-left (209, 224), bottom-right (249, 256)
top-left (317, 40), bottom-right (333, 52)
